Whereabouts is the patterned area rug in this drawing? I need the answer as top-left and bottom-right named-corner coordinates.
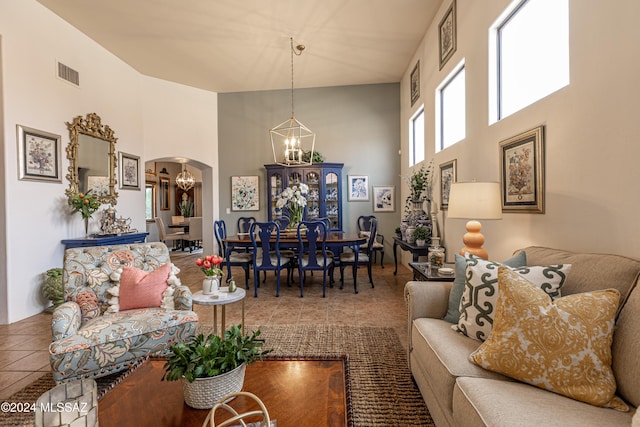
top-left (238, 324), bottom-right (434, 427)
top-left (1, 325), bottom-right (433, 427)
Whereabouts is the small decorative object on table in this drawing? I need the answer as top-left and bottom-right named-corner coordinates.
top-left (69, 190), bottom-right (101, 235)
top-left (197, 255), bottom-right (224, 295)
top-left (429, 245), bottom-right (445, 269)
top-left (275, 183), bottom-right (308, 228)
top-left (162, 325), bottom-right (272, 409)
top-left (41, 268), bottom-right (63, 313)
top-left (413, 226), bottom-right (430, 247)
top-left (228, 280), bottom-right (237, 293)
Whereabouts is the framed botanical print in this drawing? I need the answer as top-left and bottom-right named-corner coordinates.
top-left (439, 159), bottom-right (457, 210)
top-left (439, 0), bottom-right (457, 70)
top-left (499, 125), bottom-right (545, 213)
top-left (410, 61), bottom-right (420, 107)
top-left (231, 176), bottom-right (259, 211)
top-left (373, 186), bottom-right (395, 212)
top-left (159, 176), bottom-right (170, 210)
top-left (119, 152), bottom-right (140, 190)
top-left (348, 175), bottom-right (369, 201)
top-left (16, 124), bottom-right (62, 182)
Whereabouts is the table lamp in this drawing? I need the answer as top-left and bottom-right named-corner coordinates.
top-left (447, 181), bottom-right (502, 260)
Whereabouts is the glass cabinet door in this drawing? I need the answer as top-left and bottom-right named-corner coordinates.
top-left (270, 172), bottom-right (283, 219)
top-left (288, 171), bottom-right (302, 186)
top-left (306, 171), bottom-right (320, 220)
top-left (325, 172), bottom-right (339, 229)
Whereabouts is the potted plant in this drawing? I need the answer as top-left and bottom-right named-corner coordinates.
top-left (395, 227), bottom-right (402, 239)
top-left (413, 226), bottom-right (430, 247)
top-left (162, 325), bottom-right (271, 409)
top-left (41, 268), bottom-right (64, 313)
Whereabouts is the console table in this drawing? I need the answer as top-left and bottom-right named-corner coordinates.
top-left (61, 232), bottom-right (149, 250)
top-left (393, 236), bottom-right (430, 274)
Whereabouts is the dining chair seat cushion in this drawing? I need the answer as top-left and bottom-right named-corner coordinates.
top-left (372, 242), bottom-right (384, 250)
top-left (301, 254), bottom-right (334, 268)
top-left (340, 252), bottom-right (370, 263)
top-left (256, 254), bottom-right (292, 268)
top-left (228, 253), bottom-right (253, 263)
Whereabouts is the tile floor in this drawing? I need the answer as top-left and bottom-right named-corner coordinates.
top-left (0, 250), bottom-right (414, 399)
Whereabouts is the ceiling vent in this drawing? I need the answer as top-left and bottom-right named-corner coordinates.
top-left (57, 61), bottom-right (79, 86)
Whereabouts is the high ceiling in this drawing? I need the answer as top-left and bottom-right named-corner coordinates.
top-left (36, 0), bottom-right (440, 93)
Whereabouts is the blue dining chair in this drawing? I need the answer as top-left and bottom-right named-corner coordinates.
top-left (296, 221), bottom-right (334, 297)
top-left (357, 215), bottom-right (385, 268)
top-left (250, 221), bottom-right (293, 297)
top-left (237, 216), bottom-right (256, 234)
top-left (214, 220), bottom-right (252, 289)
top-left (340, 217), bottom-right (377, 293)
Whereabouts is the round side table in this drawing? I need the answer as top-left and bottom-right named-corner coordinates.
top-left (192, 287), bottom-right (246, 336)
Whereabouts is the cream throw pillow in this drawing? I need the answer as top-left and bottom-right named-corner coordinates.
top-left (470, 267), bottom-right (627, 411)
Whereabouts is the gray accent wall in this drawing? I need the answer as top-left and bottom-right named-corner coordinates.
top-left (218, 83), bottom-right (400, 250)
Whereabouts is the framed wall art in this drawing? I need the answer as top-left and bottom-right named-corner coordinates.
top-left (410, 61), bottom-right (420, 107)
top-left (119, 152), bottom-right (140, 190)
top-left (439, 0), bottom-right (457, 70)
top-left (159, 176), bottom-right (170, 211)
top-left (347, 175), bottom-right (369, 201)
top-left (373, 186), bottom-right (395, 212)
top-left (16, 124), bottom-right (62, 182)
top-left (439, 159), bottom-right (457, 210)
top-left (231, 175), bottom-right (259, 211)
top-left (499, 125), bottom-right (545, 213)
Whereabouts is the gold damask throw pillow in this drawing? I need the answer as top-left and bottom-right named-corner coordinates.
top-left (470, 266), bottom-right (628, 411)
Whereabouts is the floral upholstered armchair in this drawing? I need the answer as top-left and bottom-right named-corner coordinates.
top-left (49, 242), bottom-right (198, 383)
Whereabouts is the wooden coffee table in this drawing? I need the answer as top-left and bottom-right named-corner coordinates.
top-left (98, 356), bottom-right (352, 427)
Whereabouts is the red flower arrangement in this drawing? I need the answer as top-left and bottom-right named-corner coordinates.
top-left (195, 255), bottom-right (224, 277)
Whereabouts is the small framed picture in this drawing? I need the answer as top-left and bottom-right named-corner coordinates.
top-left (499, 125), bottom-right (545, 213)
top-left (439, 0), bottom-right (457, 70)
top-left (373, 186), bottom-right (395, 212)
top-left (410, 61), bottom-right (420, 107)
top-left (231, 176), bottom-right (260, 211)
top-left (119, 152), bottom-right (140, 190)
top-left (439, 159), bottom-right (457, 210)
top-left (159, 176), bottom-right (170, 211)
top-left (348, 175), bottom-right (369, 201)
top-left (87, 176), bottom-right (110, 196)
top-left (16, 124), bottom-right (62, 182)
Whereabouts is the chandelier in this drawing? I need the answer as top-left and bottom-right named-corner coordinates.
top-left (176, 163), bottom-right (195, 191)
top-left (270, 37), bottom-right (316, 166)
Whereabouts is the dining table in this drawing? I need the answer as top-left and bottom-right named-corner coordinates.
top-left (223, 231), bottom-right (368, 293)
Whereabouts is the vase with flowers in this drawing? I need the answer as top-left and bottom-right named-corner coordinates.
top-left (402, 160), bottom-right (434, 227)
top-left (196, 255), bottom-right (224, 295)
top-left (275, 183), bottom-right (309, 229)
top-left (69, 190), bottom-right (102, 235)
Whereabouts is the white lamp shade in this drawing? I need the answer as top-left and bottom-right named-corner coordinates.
top-left (448, 182), bottom-right (502, 220)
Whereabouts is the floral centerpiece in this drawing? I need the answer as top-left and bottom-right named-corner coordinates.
top-left (196, 255), bottom-right (224, 295)
top-left (196, 255), bottom-right (224, 277)
top-left (275, 183), bottom-right (309, 226)
top-left (69, 190), bottom-right (101, 234)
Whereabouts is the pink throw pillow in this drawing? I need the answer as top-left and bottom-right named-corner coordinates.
top-left (119, 264), bottom-right (171, 311)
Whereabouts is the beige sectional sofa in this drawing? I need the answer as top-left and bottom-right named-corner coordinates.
top-left (405, 246), bottom-right (639, 426)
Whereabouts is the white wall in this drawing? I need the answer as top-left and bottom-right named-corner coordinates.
top-left (401, 0), bottom-right (640, 261)
top-left (0, 1), bottom-right (219, 323)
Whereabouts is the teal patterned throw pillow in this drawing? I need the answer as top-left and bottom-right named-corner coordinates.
top-left (442, 251), bottom-right (526, 324)
top-left (455, 258), bottom-right (571, 341)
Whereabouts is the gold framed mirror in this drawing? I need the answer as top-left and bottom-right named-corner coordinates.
top-left (65, 112), bottom-right (118, 205)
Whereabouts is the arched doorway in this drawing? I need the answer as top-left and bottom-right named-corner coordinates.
top-left (144, 157), bottom-right (216, 255)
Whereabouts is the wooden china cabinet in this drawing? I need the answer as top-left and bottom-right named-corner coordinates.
top-left (264, 163), bottom-right (344, 231)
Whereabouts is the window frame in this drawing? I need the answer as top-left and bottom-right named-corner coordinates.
top-left (409, 106), bottom-right (425, 167)
top-left (435, 59), bottom-right (466, 152)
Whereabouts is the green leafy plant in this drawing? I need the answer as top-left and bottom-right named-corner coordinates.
top-left (402, 160), bottom-right (434, 202)
top-left (69, 190), bottom-right (101, 219)
top-left (302, 150), bottom-right (325, 163)
top-left (178, 197), bottom-right (193, 218)
top-left (41, 268), bottom-right (64, 313)
top-left (162, 325), bottom-right (271, 383)
top-left (413, 226), bottom-right (430, 241)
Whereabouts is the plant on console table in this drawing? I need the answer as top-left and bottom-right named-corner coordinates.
top-left (162, 325), bottom-right (272, 409)
top-left (402, 160), bottom-right (434, 227)
top-left (275, 183), bottom-right (309, 228)
top-left (413, 226), bottom-right (431, 247)
top-left (196, 255), bottom-right (224, 295)
top-left (69, 190), bottom-right (101, 235)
